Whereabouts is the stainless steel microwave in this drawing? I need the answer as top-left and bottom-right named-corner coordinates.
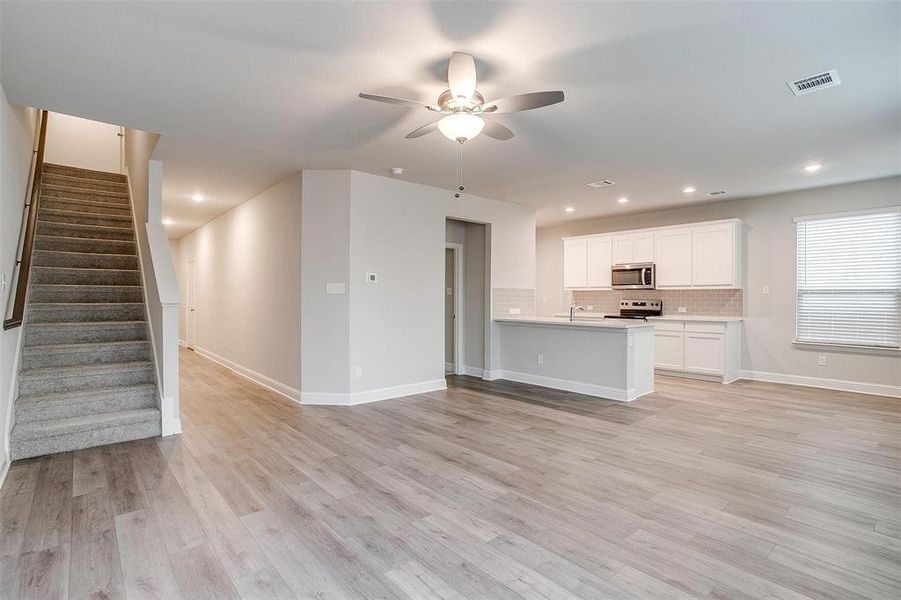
top-left (611, 263), bottom-right (655, 290)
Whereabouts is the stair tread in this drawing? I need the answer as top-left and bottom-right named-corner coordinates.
top-left (29, 302), bottom-right (144, 308)
top-left (36, 233), bottom-right (136, 244)
top-left (43, 163), bottom-right (127, 181)
top-left (32, 284), bottom-right (142, 289)
top-left (33, 265), bottom-right (140, 274)
top-left (16, 383), bottom-right (157, 405)
top-left (11, 408), bottom-right (160, 440)
top-left (34, 250), bottom-right (138, 259)
top-left (39, 207), bottom-right (132, 220)
top-left (41, 196), bottom-right (132, 209)
top-left (23, 339), bottom-right (151, 353)
top-left (38, 220), bottom-right (133, 233)
top-left (20, 360), bottom-right (154, 380)
top-left (43, 172), bottom-right (127, 186)
top-left (27, 319), bottom-right (146, 329)
top-left (42, 184), bottom-right (128, 198)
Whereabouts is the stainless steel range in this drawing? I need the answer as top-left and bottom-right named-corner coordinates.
top-left (603, 299), bottom-right (662, 321)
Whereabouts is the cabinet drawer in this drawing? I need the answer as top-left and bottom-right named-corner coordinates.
top-left (654, 321), bottom-right (684, 332)
top-left (684, 321), bottom-right (727, 334)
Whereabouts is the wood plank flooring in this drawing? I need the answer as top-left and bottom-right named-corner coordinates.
top-left (2, 347), bottom-right (900, 599)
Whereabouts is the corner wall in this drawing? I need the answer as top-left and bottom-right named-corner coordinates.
top-left (537, 176), bottom-right (901, 393)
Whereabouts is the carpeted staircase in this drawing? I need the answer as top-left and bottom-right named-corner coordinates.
top-left (9, 163), bottom-right (161, 459)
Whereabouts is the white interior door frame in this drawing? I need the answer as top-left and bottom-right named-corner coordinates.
top-left (185, 260), bottom-right (196, 349)
top-left (445, 242), bottom-right (464, 375)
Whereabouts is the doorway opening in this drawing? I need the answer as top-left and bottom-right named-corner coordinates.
top-left (186, 260), bottom-right (196, 349)
top-left (445, 219), bottom-right (488, 378)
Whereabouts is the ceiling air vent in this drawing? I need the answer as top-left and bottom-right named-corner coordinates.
top-left (586, 179), bottom-right (615, 188)
top-left (787, 69), bottom-right (841, 96)
top-left (707, 190), bottom-right (727, 196)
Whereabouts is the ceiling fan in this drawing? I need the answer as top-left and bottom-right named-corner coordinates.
top-left (359, 52), bottom-right (564, 144)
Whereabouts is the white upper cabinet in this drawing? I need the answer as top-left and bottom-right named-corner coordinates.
top-left (563, 219), bottom-right (742, 290)
top-left (692, 223), bottom-right (739, 287)
top-left (612, 233), bottom-right (654, 265)
top-left (586, 237), bottom-right (613, 288)
top-left (654, 228), bottom-right (693, 287)
top-left (563, 238), bottom-right (588, 288)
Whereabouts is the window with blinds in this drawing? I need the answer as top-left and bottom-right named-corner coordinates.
top-left (796, 209), bottom-right (901, 348)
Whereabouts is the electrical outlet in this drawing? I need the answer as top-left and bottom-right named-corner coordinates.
top-left (446, 287), bottom-right (453, 296)
top-left (1, 273), bottom-right (5, 292)
top-left (354, 366), bottom-right (363, 377)
top-left (537, 354), bottom-right (544, 365)
top-left (366, 272), bottom-right (377, 283)
top-left (678, 307), bottom-right (687, 313)
top-left (587, 305), bottom-right (594, 311)
top-left (762, 284), bottom-right (771, 295)
top-left (509, 308), bottom-right (521, 315)
top-left (817, 355), bottom-right (827, 367)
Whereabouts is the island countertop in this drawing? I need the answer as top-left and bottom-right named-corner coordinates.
top-left (552, 312), bottom-right (743, 323)
top-left (494, 317), bottom-right (655, 330)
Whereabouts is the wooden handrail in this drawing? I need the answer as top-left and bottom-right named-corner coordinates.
top-left (4, 109), bottom-right (49, 330)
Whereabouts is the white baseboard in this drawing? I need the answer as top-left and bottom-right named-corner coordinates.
top-left (302, 379), bottom-right (447, 406)
top-left (483, 369), bottom-right (502, 381)
top-left (740, 369), bottom-right (901, 398)
top-left (193, 345), bottom-right (301, 403)
top-left (498, 369), bottom-right (635, 402)
top-left (0, 455), bottom-right (9, 492)
top-left (178, 339), bottom-right (188, 348)
top-left (461, 365), bottom-right (484, 378)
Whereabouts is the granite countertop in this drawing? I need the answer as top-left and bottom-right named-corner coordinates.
top-left (552, 312), bottom-right (743, 323)
top-left (494, 317), bottom-right (655, 330)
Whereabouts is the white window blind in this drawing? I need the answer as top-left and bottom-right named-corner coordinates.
top-left (796, 209), bottom-right (901, 348)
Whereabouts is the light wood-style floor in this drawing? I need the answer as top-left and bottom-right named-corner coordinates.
top-left (2, 348), bottom-right (900, 599)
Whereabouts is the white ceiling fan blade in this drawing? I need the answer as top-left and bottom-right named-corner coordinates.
top-left (481, 120), bottom-right (515, 141)
top-left (448, 52), bottom-right (477, 101)
top-left (405, 120), bottom-right (440, 139)
top-left (483, 91), bottom-right (564, 113)
top-left (359, 93), bottom-right (438, 111)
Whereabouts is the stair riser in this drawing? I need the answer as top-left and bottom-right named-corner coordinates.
top-left (30, 286), bottom-right (143, 304)
top-left (32, 268), bottom-right (141, 286)
top-left (34, 251), bottom-right (139, 270)
top-left (42, 186), bottom-right (129, 205)
top-left (10, 418), bottom-right (161, 460)
top-left (22, 345), bottom-right (151, 369)
top-left (35, 236), bottom-right (137, 255)
top-left (28, 305), bottom-right (146, 324)
top-left (39, 210), bottom-right (132, 228)
top-left (25, 324), bottom-right (148, 345)
top-left (42, 175), bottom-right (129, 194)
top-left (20, 368), bottom-right (155, 396)
top-left (41, 198), bottom-right (132, 217)
top-left (43, 164), bottom-right (127, 183)
top-left (38, 222), bottom-right (134, 241)
top-left (16, 389), bottom-right (156, 421)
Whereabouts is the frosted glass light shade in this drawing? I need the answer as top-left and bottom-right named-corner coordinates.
top-left (438, 113), bottom-right (485, 142)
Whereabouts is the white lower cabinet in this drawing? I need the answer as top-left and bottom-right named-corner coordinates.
top-left (653, 320), bottom-right (741, 382)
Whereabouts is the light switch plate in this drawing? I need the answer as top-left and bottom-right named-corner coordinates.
top-left (446, 287), bottom-right (453, 296)
top-left (817, 355), bottom-right (827, 366)
top-left (509, 308), bottom-right (521, 315)
top-left (326, 282), bottom-right (346, 295)
top-left (762, 284), bottom-right (771, 295)
top-left (678, 307), bottom-right (687, 313)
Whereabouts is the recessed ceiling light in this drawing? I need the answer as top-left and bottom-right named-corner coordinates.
top-left (682, 187), bottom-right (696, 194)
top-left (565, 207), bottom-right (575, 213)
top-left (803, 163), bottom-right (823, 173)
top-left (192, 194), bottom-right (204, 203)
top-left (163, 218), bottom-right (173, 225)
top-left (617, 197), bottom-right (629, 204)
top-left (390, 167), bottom-right (404, 176)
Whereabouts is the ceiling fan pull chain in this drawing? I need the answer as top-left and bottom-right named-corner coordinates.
top-left (455, 143), bottom-right (465, 199)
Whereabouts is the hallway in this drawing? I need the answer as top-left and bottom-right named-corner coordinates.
top-left (1, 348), bottom-right (900, 599)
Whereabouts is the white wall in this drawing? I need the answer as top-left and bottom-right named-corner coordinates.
top-left (300, 170), bottom-right (535, 403)
top-left (178, 173), bottom-right (302, 398)
top-left (0, 84), bottom-right (38, 480)
top-left (537, 176), bottom-right (901, 392)
top-left (45, 111), bottom-right (120, 173)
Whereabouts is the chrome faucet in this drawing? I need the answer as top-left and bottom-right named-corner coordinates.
top-left (569, 305), bottom-right (586, 321)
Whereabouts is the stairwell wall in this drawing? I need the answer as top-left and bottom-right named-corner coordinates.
top-left (0, 84), bottom-right (39, 481)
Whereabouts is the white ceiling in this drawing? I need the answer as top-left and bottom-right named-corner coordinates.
top-left (2, 2), bottom-right (899, 238)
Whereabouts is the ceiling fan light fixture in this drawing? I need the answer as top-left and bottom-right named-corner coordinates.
top-left (438, 113), bottom-right (485, 143)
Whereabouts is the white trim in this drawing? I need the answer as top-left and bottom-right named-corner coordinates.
top-left (178, 339), bottom-right (188, 348)
top-left (792, 340), bottom-right (900, 356)
top-left (193, 345), bottom-right (301, 402)
top-left (497, 369), bottom-right (646, 402)
top-left (462, 365), bottom-right (484, 377)
top-left (302, 379), bottom-right (447, 406)
top-left (483, 369), bottom-right (503, 381)
top-left (0, 456), bottom-right (9, 492)
top-left (793, 205), bottom-right (900, 223)
top-left (445, 242), bottom-right (464, 375)
top-left (740, 369), bottom-right (901, 398)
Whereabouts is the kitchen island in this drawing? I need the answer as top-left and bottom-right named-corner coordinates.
top-left (493, 317), bottom-right (655, 401)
